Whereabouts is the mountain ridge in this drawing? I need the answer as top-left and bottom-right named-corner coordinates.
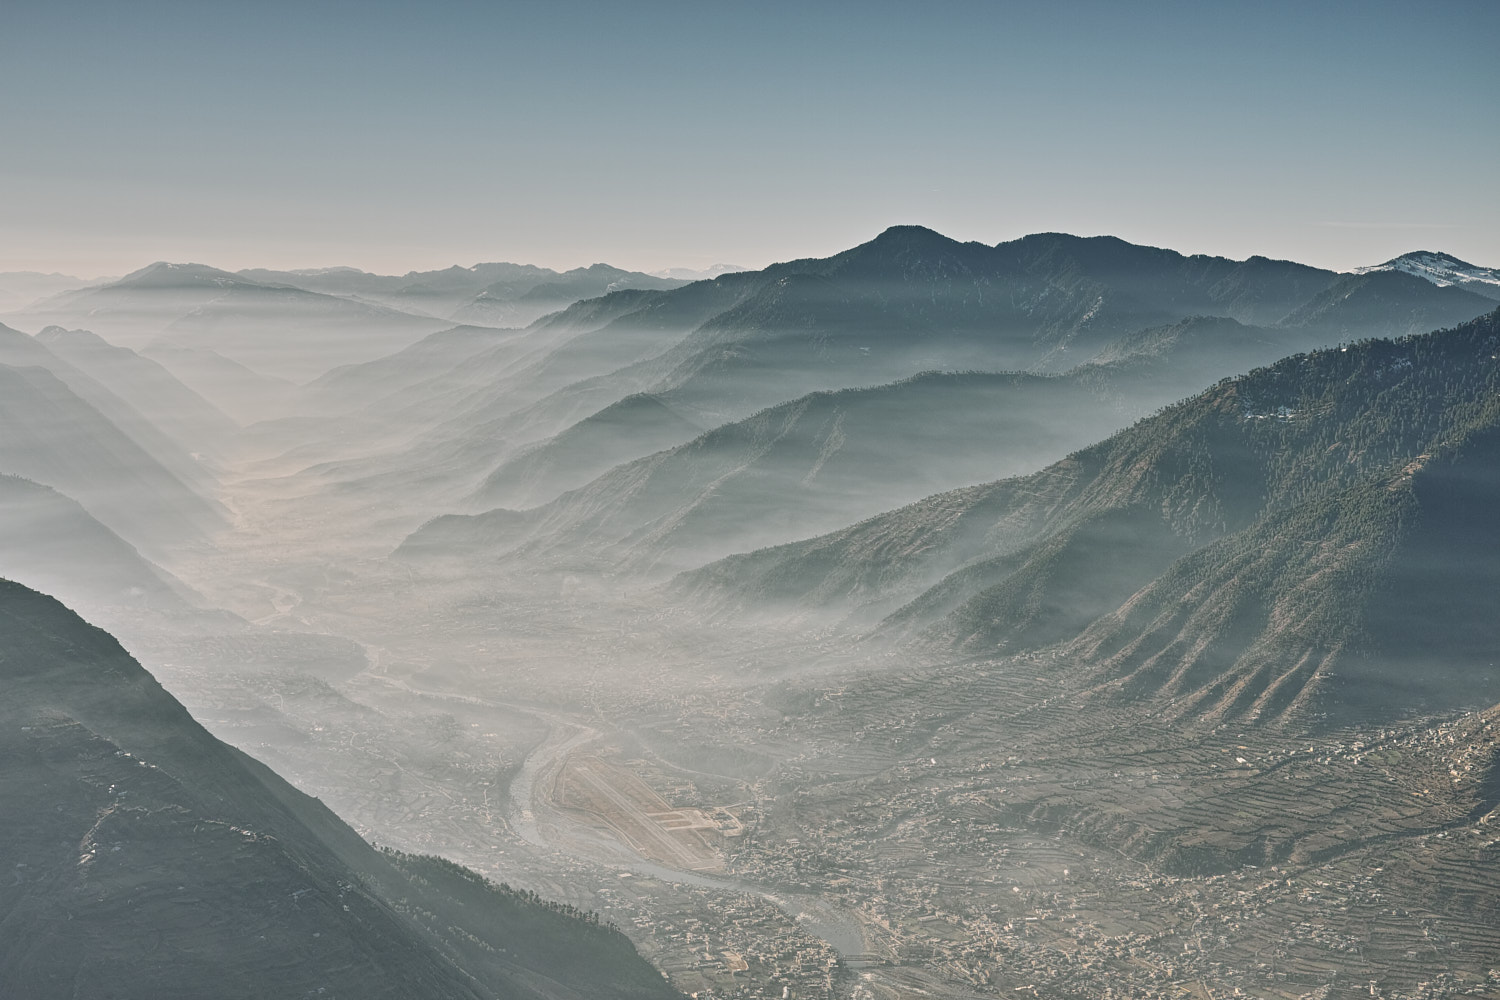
top-left (671, 308), bottom-right (1500, 726)
top-left (1352, 250), bottom-right (1500, 299)
top-left (0, 578), bottom-right (679, 999)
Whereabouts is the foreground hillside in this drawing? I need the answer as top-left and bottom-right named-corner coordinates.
top-left (0, 580), bottom-right (677, 1000)
top-left (678, 308), bottom-right (1500, 725)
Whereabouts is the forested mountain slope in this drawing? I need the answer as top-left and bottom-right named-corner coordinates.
top-left (676, 308), bottom-right (1500, 725)
top-left (0, 580), bottom-right (678, 1000)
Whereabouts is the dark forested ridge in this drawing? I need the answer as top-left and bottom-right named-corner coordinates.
top-left (0, 580), bottom-right (678, 1000)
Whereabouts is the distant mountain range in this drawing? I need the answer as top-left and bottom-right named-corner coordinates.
top-left (393, 228), bottom-right (1500, 580)
top-left (0, 270), bottom-right (113, 312)
top-left (450, 263), bottom-right (689, 327)
top-left (0, 579), bottom-right (677, 999)
top-left (6, 237), bottom-right (1492, 392)
top-left (649, 263), bottom-right (749, 282)
top-left (242, 261), bottom-right (690, 327)
top-left (5, 229), bottom-right (1495, 574)
top-left (6, 263), bottom-right (445, 381)
top-left (3, 260), bottom-right (689, 383)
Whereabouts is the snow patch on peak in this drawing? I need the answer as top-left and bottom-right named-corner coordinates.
top-left (1352, 251), bottom-right (1500, 293)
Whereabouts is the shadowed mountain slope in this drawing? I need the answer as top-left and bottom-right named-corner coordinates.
top-left (469, 314), bottom-right (1312, 516)
top-left (0, 323), bottom-right (218, 491)
top-left (34, 325), bottom-right (237, 459)
top-left (403, 314), bottom-right (1347, 575)
top-left (413, 302), bottom-right (717, 445)
top-left (0, 362), bottom-right (222, 559)
top-left (279, 295), bottom-right (745, 506)
top-left (306, 324), bottom-right (523, 411)
top-left (473, 393), bottom-right (704, 510)
top-left (400, 271), bottom-right (792, 454)
top-left (0, 580), bottom-right (679, 1000)
top-left (1279, 268), bottom-right (1496, 340)
top-left (252, 319), bottom-right (607, 496)
top-left (140, 343), bottom-right (298, 425)
top-left (674, 309), bottom-right (1500, 726)
top-left (159, 281), bottom-right (445, 382)
top-left (0, 475), bottom-right (201, 618)
top-left (399, 371), bottom-right (1113, 575)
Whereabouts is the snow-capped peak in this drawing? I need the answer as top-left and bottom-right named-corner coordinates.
top-left (1352, 251), bottom-right (1500, 295)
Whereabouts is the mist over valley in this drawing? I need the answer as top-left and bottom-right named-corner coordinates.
top-left (1, 222), bottom-right (1499, 998)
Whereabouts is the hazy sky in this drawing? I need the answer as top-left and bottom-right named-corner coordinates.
top-left (3, 0), bottom-right (1496, 277)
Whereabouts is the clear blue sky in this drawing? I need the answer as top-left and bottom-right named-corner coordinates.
top-left (3, 0), bottom-right (1496, 276)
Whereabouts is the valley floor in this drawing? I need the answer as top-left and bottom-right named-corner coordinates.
top-left (110, 446), bottom-right (1500, 1000)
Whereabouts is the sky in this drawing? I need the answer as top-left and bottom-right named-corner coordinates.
top-left (2, 0), bottom-right (1497, 277)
